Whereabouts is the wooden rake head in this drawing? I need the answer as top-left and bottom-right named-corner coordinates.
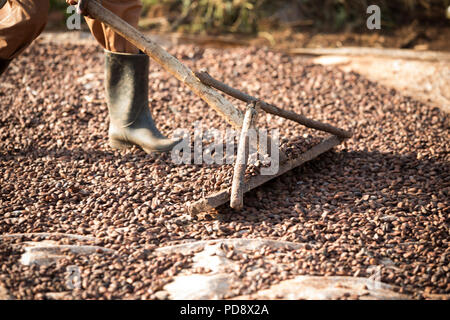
top-left (81, 0), bottom-right (353, 214)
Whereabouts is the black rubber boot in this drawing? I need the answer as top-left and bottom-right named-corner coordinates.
top-left (105, 51), bottom-right (180, 153)
top-left (0, 58), bottom-right (11, 76)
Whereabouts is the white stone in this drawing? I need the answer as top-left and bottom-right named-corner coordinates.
top-left (192, 244), bottom-right (234, 273)
top-left (156, 238), bottom-right (307, 255)
top-left (233, 276), bottom-right (410, 300)
top-left (164, 274), bottom-right (230, 300)
top-left (19, 240), bottom-right (115, 266)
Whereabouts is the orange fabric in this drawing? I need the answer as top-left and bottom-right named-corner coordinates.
top-left (0, 0), bottom-right (142, 60)
top-left (0, 0), bottom-right (49, 59)
top-left (84, 0), bottom-right (142, 53)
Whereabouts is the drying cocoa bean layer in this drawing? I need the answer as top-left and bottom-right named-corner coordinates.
top-left (0, 40), bottom-right (448, 299)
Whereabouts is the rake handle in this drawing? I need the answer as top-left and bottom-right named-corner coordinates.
top-left (84, 0), bottom-right (244, 129)
top-left (195, 71), bottom-right (353, 139)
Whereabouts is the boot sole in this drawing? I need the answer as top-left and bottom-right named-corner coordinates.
top-left (109, 138), bottom-right (174, 154)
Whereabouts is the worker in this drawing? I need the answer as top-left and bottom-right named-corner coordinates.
top-left (0, 0), bottom-right (180, 153)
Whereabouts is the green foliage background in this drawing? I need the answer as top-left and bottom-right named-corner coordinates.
top-left (50, 0), bottom-right (450, 34)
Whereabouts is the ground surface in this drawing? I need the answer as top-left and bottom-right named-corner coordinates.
top-left (0, 36), bottom-right (448, 300)
top-left (312, 53), bottom-right (450, 114)
top-left (251, 26), bottom-right (450, 52)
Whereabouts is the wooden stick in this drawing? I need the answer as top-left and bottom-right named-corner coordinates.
top-left (195, 71), bottom-right (352, 138)
top-left (85, 0), bottom-right (243, 129)
top-left (188, 135), bottom-right (343, 215)
top-left (230, 103), bottom-right (257, 210)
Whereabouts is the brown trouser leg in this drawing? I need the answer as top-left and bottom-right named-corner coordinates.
top-left (84, 0), bottom-right (142, 53)
top-left (0, 0), bottom-right (142, 61)
top-left (0, 0), bottom-right (49, 60)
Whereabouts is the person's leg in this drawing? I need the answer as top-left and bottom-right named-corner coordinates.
top-left (85, 0), bottom-right (180, 153)
top-left (0, 0), bottom-right (50, 74)
top-left (84, 0), bottom-right (141, 53)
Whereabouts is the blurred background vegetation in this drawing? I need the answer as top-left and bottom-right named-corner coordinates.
top-left (49, 0), bottom-right (449, 34)
top-left (47, 0), bottom-right (449, 50)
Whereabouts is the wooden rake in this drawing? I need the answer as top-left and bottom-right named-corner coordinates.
top-left (82, 0), bottom-right (353, 214)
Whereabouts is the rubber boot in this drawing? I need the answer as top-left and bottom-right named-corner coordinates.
top-left (0, 59), bottom-right (11, 76)
top-left (105, 51), bottom-right (180, 153)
